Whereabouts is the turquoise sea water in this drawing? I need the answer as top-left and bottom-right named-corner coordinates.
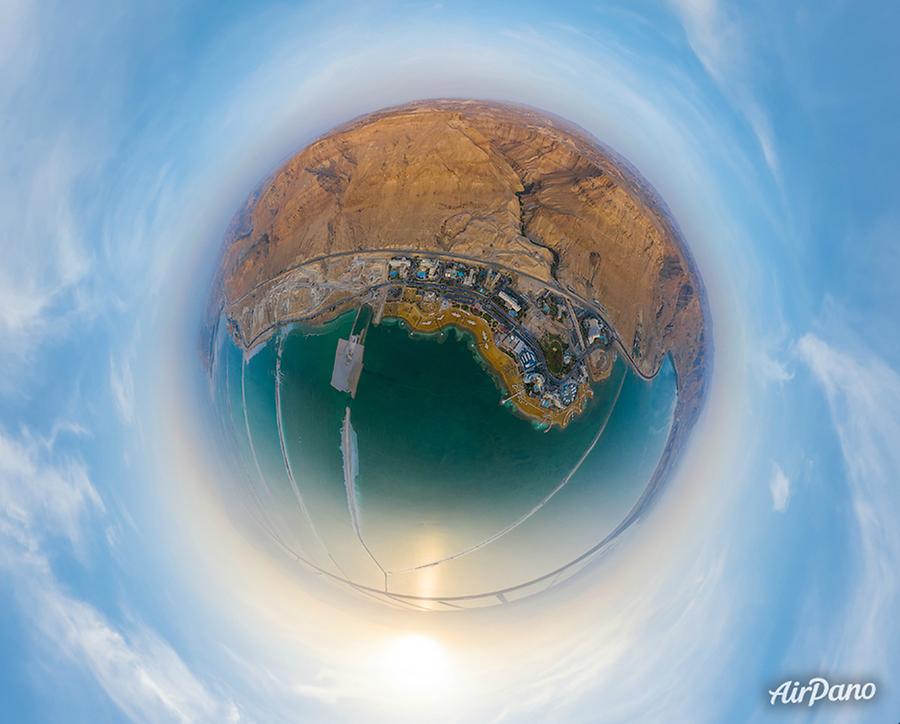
top-left (213, 310), bottom-right (677, 599)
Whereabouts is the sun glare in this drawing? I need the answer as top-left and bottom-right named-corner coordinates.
top-left (379, 634), bottom-right (452, 697)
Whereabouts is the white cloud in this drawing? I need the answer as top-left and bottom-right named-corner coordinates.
top-left (768, 463), bottom-right (790, 512)
top-left (0, 0), bottom-right (113, 394)
top-left (30, 579), bottom-right (238, 724)
top-left (0, 126), bottom-right (96, 394)
top-left (669, 0), bottom-right (742, 85)
top-left (0, 429), bottom-right (103, 554)
top-left (669, 0), bottom-right (782, 182)
top-left (110, 353), bottom-right (135, 425)
top-left (217, 644), bottom-right (364, 718)
top-left (0, 425), bottom-right (237, 722)
top-left (488, 545), bottom-right (738, 724)
top-left (797, 332), bottom-right (900, 676)
top-left (292, 671), bottom-right (360, 706)
top-left (745, 105), bottom-right (780, 179)
top-left (757, 351), bottom-right (793, 384)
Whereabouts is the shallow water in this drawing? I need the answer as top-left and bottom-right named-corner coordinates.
top-left (213, 310), bottom-right (677, 599)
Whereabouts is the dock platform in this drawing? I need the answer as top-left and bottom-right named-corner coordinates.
top-left (331, 335), bottom-right (365, 397)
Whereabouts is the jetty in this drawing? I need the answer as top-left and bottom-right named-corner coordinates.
top-left (330, 306), bottom-right (371, 397)
top-left (340, 406), bottom-right (361, 535)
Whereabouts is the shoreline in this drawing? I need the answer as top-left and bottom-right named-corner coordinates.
top-left (380, 298), bottom-right (592, 429)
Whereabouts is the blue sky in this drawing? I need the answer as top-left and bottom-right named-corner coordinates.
top-left (1, 1), bottom-right (898, 722)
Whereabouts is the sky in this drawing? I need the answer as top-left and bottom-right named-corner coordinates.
top-left (1, 1), bottom-right (899, 722)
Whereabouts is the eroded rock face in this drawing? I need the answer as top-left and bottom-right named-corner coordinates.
top-left (216, 99), bottom-right (708, 420)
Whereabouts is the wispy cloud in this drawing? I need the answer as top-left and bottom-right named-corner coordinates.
top-left (0, 425), bottom-right (237, 722)
top-left (768, 463), bottom-right (790, 512)
top-left (0, 428), bottom-right (103, 555)
top-left (217, 644), bottom-right (363, 719)
top-left (487, 544), bottom-right (739, 724)
top-left (669, 0), bottom-right (782, 183)
top-left (0, 108), bottom-right (96, 394)
top-left (756, 349), bottom-right (793, 384)
top-left (797, 331), bottom-right (900, 679)
top-left (669, 0), bottom-right (741, 84)
top-left (0, 0), bottom-right (128, 395)
top-left (110, 353), bottom-right (135, 425)
top-left (31, 580), bottom-right (239, 724)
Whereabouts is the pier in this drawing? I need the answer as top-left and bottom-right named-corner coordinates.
top-left (330, 336), bottom-right (365, 396)
top-left (330, 306), bottom-right (371, 397)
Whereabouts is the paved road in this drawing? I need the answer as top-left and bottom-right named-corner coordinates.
top-left (227, 246), bottom-right (661, 380)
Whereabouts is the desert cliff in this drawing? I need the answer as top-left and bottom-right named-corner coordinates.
top-left (217, 100), bottom-right (708, 423)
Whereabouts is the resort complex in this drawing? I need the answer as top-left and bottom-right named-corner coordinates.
top-left (228, 249), bottom-right (618, 427)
